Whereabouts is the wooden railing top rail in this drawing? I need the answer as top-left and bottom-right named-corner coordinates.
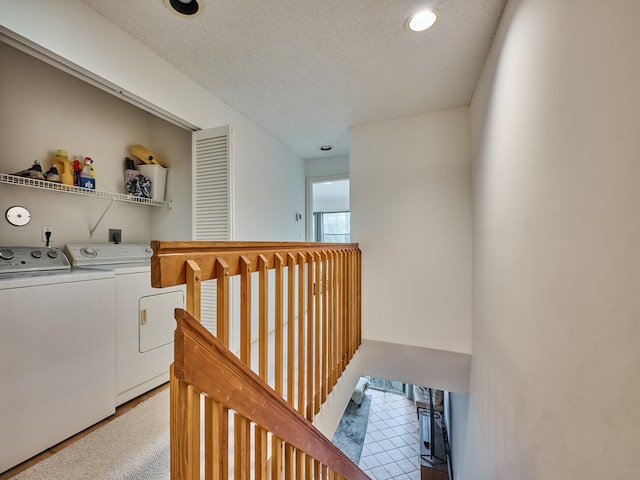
top-left (173, 307), bottom-right (369, 480)
top-left (151, 240), bottom-right (360, 288)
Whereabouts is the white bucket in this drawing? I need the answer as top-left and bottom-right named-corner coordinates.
top-left (136, 164), bottom-right (167, 201)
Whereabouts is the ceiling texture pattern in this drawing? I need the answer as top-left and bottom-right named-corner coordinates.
top-left (82, 0), bottom-right (506, 159)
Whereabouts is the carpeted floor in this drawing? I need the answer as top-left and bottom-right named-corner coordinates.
top-left (12, 387), bottom-right (373, 478)
top-left (12, 390), bottom-right (171, 480)
top-left (330, 393), bottom-right (372, 465)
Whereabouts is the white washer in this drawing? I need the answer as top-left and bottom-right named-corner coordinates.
top-left (0, 246), bottom-right (115, 473)
top-left (65, 244), bottom-right (184, 406)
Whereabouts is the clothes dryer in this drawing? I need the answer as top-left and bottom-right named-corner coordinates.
top-left (65, 244), bottom-right (184, 406)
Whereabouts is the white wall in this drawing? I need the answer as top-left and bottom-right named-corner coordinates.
top-left (463, 0), bottom-right (640, 478)
top-left (305, 155), bottom-right (349, 179)
top-left (358, 340), bottom-right (470, 394)
top-left (233, 130), bottom-right (305, 241)
top-left (312, 352), bottom-right (364, 438)
top-left (1, 0), bottom-right (305, 245)
top-left (350, 107), bottom-right (472, 355)
top-left (448, 392), bottom-right (469, 478)
top-left (312, 180), bottom-right (350, 213)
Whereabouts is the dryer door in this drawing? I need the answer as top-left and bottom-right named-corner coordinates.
top-left (139, 290), bottom-right (184, 353)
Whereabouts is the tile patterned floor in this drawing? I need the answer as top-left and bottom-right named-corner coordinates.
top-left (358, 389), bottom-right (421, 480)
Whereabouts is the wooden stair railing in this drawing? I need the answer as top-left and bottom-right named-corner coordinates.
top-left (173, 308), bottom-right (368, 479)
top-left (150, 241), bottom-right (365, 479)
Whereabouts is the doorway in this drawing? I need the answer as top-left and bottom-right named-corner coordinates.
top-left (306, 177), bottom-right (350, 242)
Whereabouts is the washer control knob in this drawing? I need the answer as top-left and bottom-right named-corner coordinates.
top-left (0, 248), bottom-right (14, 260)
top-left (80, 247), bottom-right (98, 258)
top-left (31, 250), bottom-right (43, 258)
top-left (47, 250), bottom-right (59, 258)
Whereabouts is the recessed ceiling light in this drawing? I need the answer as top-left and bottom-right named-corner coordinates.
top-left (404, 8), bottom-right (440, 33)
top-left (164, 0), bottom-right (203, 17)
top-left (320, 145), bottom-right (333, 151)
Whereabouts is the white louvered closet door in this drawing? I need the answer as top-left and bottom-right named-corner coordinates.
top-left (193, 125), bottom-right (233, 336)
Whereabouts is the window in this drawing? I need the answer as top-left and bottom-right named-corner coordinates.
top-left (321, 211), bottom-right (350, 242)
top-left (314, 211), bottom-right (350, 242)
top-left (364, 376), bottom-right (406, 394)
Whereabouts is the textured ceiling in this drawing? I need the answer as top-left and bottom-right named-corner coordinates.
top-left (81, 0), bottom-right (506, 160)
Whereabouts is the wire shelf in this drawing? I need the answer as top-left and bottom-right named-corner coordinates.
top-left (0, 172), bottom-right (171, 208)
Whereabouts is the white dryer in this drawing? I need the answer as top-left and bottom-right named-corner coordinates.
top-left (65, 244), bottom-right (185, 406)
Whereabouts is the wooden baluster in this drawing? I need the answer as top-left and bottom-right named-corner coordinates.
top-left (185, 259), bottom-right (201, 321)
top-left (170, 367), bottom-right (198, 480)
top-left (216, 258), bottom-right (230, 346)
top-left (239, 256), bottom-right (252, 366)
top-left (349, 249), bottom-right (358, 350)
top-left (275, 253), bottom-right (284, 396)
top-left (352, 250), bottom-right (357, 359)
top-left (296, 253), bottom-right (307, 477)
top-left (306, 252), bottom-right (315, 421)
top-left (286, 253), bottom-right (296, 406)
top-left (205, 258), bottom-right (230, 480)
top-left (273, 253), bottom-right (285, 480)
top-left (328, 251), bottom-right (335, 391)
top-left (272, 434), bottom-right (283, 480)
top-left (342, 250), bottom-right (348, 371)
top-left (296, 450), bottom-right (304, 480)
top-left (345, 250), bottom-right (350, 362)
top-left (284, 443), bottom-right (294, 479)
top-left (297, 253), bottom-right (306, 416)
top-left (348, 250), bottom-right (353, 360)
top-left (256, 426), bottom-right (268, 480)
top-left (357, 249), bottom-right (362, 348)
top-left (305, 453), bottom-right (312, 480)
top-left (256, 254), bottom-right (269, 479)
top-left (321, 461), bottom-right (328, 480)
top-left (351, 249), bottom-right (357, 351)
top-left (321, 251), bottom-right (328, 405)
top-left (314, 250), bottom-right (321, 415)
top-left (234, 413), bottom-right (250, 480)
top-left (352, 250), bottom-right (358, 355)
top-left (171, 260), bottom-right (202, 479)
top-left (258, 254), bottom-right (269, 380)
top-left (235, 256), bottom-right (252, 480)
top-left (337, 252), bottom-right (341, 378)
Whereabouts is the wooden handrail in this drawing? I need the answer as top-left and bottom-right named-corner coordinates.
top-left (173, 308), bottom-right (368, 480)
top-left (151, 240), bottom-right (360, 288)
top-left (152, 241), bottom-right (365, 479)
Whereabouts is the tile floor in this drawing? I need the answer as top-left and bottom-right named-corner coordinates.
top-left (358, 388), bottom-right (421, 480)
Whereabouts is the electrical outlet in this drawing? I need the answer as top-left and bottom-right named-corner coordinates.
top-left (109, 229), bottom-right (122, 243)
top-left (42, 225), bottom-right (53, 242)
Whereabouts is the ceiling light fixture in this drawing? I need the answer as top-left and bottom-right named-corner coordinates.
top-left (164, 0), bottom-right (203, 17)
top-left (404, 8), bottom-right (440, 33)
top-left (320, 145), bottom-right (333, 151)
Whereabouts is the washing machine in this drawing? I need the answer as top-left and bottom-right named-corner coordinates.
top-left (65, 244), bottom-right (185, 406)
top-left (0, 246), bottom-right (115, 473)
